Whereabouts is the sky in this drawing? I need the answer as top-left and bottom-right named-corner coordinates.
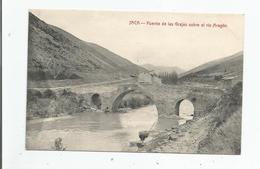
top-left (31, 10), bottom-right (244, 71)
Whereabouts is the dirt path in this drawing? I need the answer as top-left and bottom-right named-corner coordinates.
top-left (140, 115), bottom-right (214, 153)
top-left (28, 78), bottom-right (134, 90)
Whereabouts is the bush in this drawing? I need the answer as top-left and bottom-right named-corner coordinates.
top-left (214, 81), bottom-right (243, 126)
top-left (43, 89), bottom-right (56, 99)
top-left (27, 89), bottom-right (42, 101)
top-left (143, 96), bottom-right (151, 105)
top-left (69, 73), bottom-right (81, 79)
top-left (119, 100), bottom-right (127, 108)
top-left (120, 95), bottom-right (152, 109)
top-left (61, 89), bottom-right (74, 96)
top-left (33, 111), bottom-right (49, 118)
top-left (214, 75), bottom-right (223, 81)
top-left (230, 81), bottom-right (242, 105)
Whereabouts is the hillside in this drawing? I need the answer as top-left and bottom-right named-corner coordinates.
top-left (141, 64), bottom-right (185, 75)
top-left (27, 12), bottom-right (146, 85)
top-left (140, 82), bottom-right (242, 154)
top-left (179, 51), bottom-right (243, 83)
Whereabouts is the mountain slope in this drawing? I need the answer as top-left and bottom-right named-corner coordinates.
top-left (141, 64), bottom-right (185, 75)
top-left (28, 12), bottom-right (146, 82)
top-left (179, 51), bottom-right (243, 83)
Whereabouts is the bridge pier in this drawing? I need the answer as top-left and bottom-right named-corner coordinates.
top-left (70, 82), bottom-right (223, 117)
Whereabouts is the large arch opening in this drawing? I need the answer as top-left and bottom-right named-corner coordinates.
top-left (110, 89), bottom-right (159, 144)
top-left (111, 89), bottom-right (159, 137)
top-left (175, 99), bottom-right (194, 124)
top-left (112, 89), bottom-right (154, 113)
top-left (91, 93), bottom-right (102, 110)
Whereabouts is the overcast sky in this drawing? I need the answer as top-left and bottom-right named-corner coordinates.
top-left (31, 10), bottom-right (244, 70)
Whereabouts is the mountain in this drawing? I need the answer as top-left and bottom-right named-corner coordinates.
top-left (179, 51), bottom-right (243, 83)
top-left (27, 12), bottom-right (146, 83)
top-left (141, 64), bottom-right (185, 75)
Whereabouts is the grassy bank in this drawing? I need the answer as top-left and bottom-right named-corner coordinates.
top-left (27, 88), bottom-right (89, 120)
top-left (197, 82), bottom-right (242, 154)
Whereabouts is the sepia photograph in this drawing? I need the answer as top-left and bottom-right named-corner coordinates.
top-left (26, 10), bottom-right (244, 154)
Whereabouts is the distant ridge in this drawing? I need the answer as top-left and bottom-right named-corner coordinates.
top-left (179, 51), bottom-right (243, 82)
top-left (28, 12), bottom-right (146, 83)
top-left (141, 64), bottom-right (185, 75)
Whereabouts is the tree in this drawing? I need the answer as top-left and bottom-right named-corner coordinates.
top-left (159, 71), bottom-right (178, 84)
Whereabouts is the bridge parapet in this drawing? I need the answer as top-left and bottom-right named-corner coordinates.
top-left (67, 82), bottom-right (224, 118)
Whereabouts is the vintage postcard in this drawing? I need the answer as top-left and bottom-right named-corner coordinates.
top-left (26, 10), bottom-right (244, 154)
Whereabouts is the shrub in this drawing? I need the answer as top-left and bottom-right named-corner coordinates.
top-left (214, 75), bottom-right (223, 81)
top-left (27, 89), bottom-right (42, 101)
top-left (119, 100), bottom-right (127, 108)
top-left (62, 89), bottom-right (73, 96)
top-left (214, 81), bottom-right (243, 126)
top-left (43, 89), bottom-right (56, 99)
top-left (33, 110), bottom-right (49, 118)
top-left (121, 95), bottom-right (152, 109)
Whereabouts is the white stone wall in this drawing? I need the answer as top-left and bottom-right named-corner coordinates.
top-left (138, 72), bottom-right (152, 84)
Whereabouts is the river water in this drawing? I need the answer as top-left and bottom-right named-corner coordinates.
top-left (26, 105), bottom-right (159, 152)
top-left (26, 102), bottom-right (194, 152)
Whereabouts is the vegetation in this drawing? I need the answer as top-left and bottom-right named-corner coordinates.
top-left (214, 81), bottom-right (242, 125)
top-left (28, 12), bottom-right (145, 82)
top-left (27, 88), bottom-right (88, 119)
top-left (27, 89), bottom-right (42, 101)
top-left (119, 94), bottom-right (152, 109)
top-left (198, 81), bottom-right (243, 154)
top-left (43, 89), bottom-right (57, 99)
top-left (214, 75), bottom-right (223, 81)
top-left (158, 71), bottom-right (178, 84)
top-left (179, 51), bottom-right (243, 84)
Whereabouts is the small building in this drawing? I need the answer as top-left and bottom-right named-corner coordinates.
top-left (138, 72), bottom-right (152, 84)
top-left (137, 71), bottom-right (162, 85)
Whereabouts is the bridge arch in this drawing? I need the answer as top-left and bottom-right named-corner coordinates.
top-left (111, 88), bottom-right (154, 112)
top-left (174, 97), bottom-right (196, 117)
top-left (91, 93), bottom-right (102, 109)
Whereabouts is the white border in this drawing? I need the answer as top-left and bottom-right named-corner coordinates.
top-left (3, 0), bottom-right (260, 169)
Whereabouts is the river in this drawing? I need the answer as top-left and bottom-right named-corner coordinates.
top-left (26, 105), bottom-right (159, 152)
top-left (26, 102), bottom-right (194, 152)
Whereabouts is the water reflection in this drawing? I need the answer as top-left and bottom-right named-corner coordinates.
top-left (178, 99), bottom-right (194, 125)
top-left (26, 105), bottom-right (158, 151)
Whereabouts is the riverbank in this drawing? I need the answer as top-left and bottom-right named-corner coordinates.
top-left (139, 109), bottom-right (241, 154)
top-left (138, 82), bottom-right (242, 154)
top-left (138, 114), bottom-right (213, 153)
top-left (27, 114), bottom-right (74, 124)
top-left (26, 88), bottom-right (91, 119)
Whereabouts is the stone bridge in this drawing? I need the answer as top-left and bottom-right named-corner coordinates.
top-left (67, 81), bottom-right (224, 118)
